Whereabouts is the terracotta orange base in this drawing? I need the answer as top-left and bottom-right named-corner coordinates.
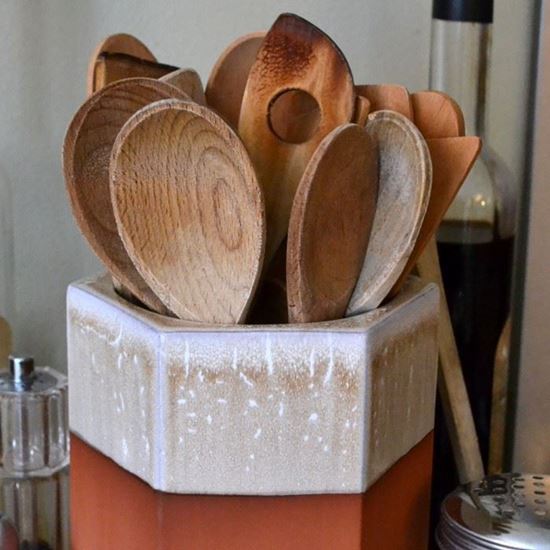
top-left (71, 433), bottom-right (433, 549)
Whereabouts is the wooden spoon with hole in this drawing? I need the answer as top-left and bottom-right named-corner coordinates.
top-left (287, 124), bottom-right (378, 323)
top-left (347, 110), bottom-right (431, 316)
top-left (87, 33), bottom-right (157, 95)
top-left (238, 13), bottom-right (354, 266)
top-left (110, 99), bottom-right (265, 324)
top-left (356, 84), bottom-right (413, 119)
top-left (63, 78), bottom-right (190, 314)
top-left (206, 31), bottom-right (266, 128)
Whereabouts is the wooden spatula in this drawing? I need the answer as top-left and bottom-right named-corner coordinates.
top-left (356, 84), bottom-right (413, 119)
top-left (160, 68), bottom-right (206, 104)
top-left (346, 110), bottom-right (431, 316)
top-left (287, 124), bottom-right (378, 323)
top-left (87, 33), bottom-right (157, 95)
top-left (388, 136), bottom-right (481, 296)
top-left (206, 31), bottom-right (266, 128)
top-left (411, 90), bottom-right (465, 138)
top-left (238, 13), bottom-right (354, 266)
top-left (110, 99), bottom-right (265, 324)
top-left (63, 78), bottom-right (189, 314)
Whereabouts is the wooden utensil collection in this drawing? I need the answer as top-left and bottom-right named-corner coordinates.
top-left (67, 13), bottom-right (480, 327)
top-left (65, 12), bottom-right (485, 483)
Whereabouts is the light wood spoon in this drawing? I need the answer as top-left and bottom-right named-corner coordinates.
top-left (63, 77), bottom-right (190, 314)
top-left (161, 68), bottom-right (206, 104)
top-left (238, 13), bottom-right (355, 266)
top-left (206, 31), bottom-right (266, 128)
top-left (388, 136), bottom-right (481, 296)
top-left (110, 99), bottom-right (265, 324)
top-left (411, 90), bottom-right (465, 138)
top-left (287, 124), bottom-right (378, 323)
top-left (356, 84), bottom-right (413, 119)
top-left (347, 110), bottom-right (431, 315)
top-left (87, 33), bottom-right (156, 95)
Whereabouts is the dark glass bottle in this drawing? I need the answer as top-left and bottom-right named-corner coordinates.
top-left (429, 0), bottom-right (516, 535)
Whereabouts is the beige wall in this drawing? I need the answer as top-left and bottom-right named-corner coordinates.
top-left (0, 0), bottom-right (536, 370)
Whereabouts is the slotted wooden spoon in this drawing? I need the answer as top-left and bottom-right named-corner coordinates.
top-left (206, 31), bottom-right (266, 128)
top-left (347, 110), bottom-right (431, 315)
top-left (238, 13), bottom-right (355, 266)
top-left (287, 124), bottom-right (378, 323)
top-left (110, 99), bottom-right (265, 324)
top-left (63, 77), bottom-right (189, 314)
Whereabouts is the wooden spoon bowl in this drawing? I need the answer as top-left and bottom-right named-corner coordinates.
top-left (110, 99), bottom-right (265, 324)
top-left (63, 77), bottom-right (190, 313)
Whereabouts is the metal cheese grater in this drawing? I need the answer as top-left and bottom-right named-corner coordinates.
top-left (437, 473), bottom-right (550, 548)
top-left (0, 356), bottom-right (69, 549)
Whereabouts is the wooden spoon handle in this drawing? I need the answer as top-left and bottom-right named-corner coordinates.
top-left (416, 237), bottom-right (485, 483)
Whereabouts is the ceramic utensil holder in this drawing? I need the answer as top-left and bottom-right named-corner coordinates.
top-left (67, 274), bottom-right (438, 496)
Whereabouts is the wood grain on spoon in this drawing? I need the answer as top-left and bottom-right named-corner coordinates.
top-left (287, 124), bottom-right (378, 323)
top-left (388, 136), bottom-right (481, 297)
top-left (347, 110), bottom-right (431, 316)
top-left (110, 99), bottom-right (265, 324)
top-left (411, 90), bottom-right (465, 138)
top-left (205, 31), bottom-right (266, 128)
top-left (356, 84), bottom-right (413, 119)
top-left (63, 78), bottom-right (190, 314)
top-left (239, 13), bottom-right (354, 266)
top-left (160, 68), bottom-right (206, 104)
top-left (87, 33), bottom-right (156, 95)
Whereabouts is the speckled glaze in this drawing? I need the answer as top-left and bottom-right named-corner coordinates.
top-left (67, 275), bottom-right (439, 495)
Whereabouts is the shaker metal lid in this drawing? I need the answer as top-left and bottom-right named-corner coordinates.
top-left (0, 355), bottom-right (58, 393)
top-left (437, 473), bottom-right (550, 549)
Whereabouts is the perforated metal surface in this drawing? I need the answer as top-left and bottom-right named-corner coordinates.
top-left (437, 474), bottom-right (550, 549)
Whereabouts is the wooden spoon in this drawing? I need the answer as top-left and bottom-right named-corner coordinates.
top-left (287, 124), bottom-right (378, 323)
top-left (238, 13), bottom-right (354, 266)
top-left (110, 99), bottom-right (265, 324)
top-left (353, 95), bottom-right (371, 126)
top-left (87, 33), bottom-right (156, 95)
top-left (93, 53), bottom-right (178, 92)
top-left (206, 31), bottom-right (266, 128)
top-left (63, 78), bottom-right (190, 314)
top-left (411, 90), bottom-right (465, 138)
top-left (356, 84), bottom-right (413, 119)
top-left (346, 110), bottom-right (431, 316)
top-left (388, 136), bottom-right (481, 296)
top-left (160, 68), bottom-right (206, 104)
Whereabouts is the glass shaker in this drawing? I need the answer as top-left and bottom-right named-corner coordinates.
top-left (0, 356), bottom-right (69, 549)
